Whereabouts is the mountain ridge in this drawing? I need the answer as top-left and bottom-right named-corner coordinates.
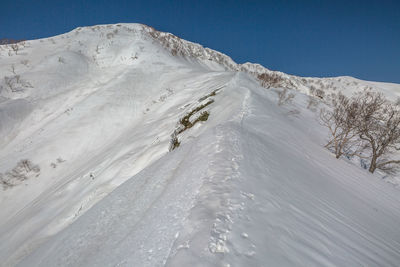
top-left (1, 23), bottom-right (400, 266)
top-left (3, 23), bottom-right (399, 100)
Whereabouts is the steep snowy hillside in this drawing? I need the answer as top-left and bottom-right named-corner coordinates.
top-left (1, 23), bottom-right (400, 266)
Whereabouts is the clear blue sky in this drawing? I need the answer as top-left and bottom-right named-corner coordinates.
top-left (2, 0), bottom-right (399, 83)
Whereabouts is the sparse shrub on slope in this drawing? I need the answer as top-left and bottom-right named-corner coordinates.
top-left (176, 100), bottom-right (214, 134)
top-left (2, 75), bottom-right (33, 93)
top-left (355, 90), bottom-right (400, 173)
top-left (277, 88), bottom-right (295, 106)
top-left (197, 111), bottom-right (209, 122)
top-left (169, 135), bottom-right (180, 151)
top-left (257, 72), bottom-right (285, 89)
top-left (321, 89), bottom-right (400, 173)
top-left (0, 159), bottom-right (40, 190)
top-left (170, 92), bottom-right (216, 151)
top-left (320, 92), bottom-right (362, 159)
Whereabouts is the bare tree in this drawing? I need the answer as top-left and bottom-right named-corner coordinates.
top-left (356, 91), bottom-right (400, 173)
top-left (320, 92), bottom-right (362, 159)
top-left (10, 43), bottom-right (19, 55)
top-left (277, 88), bottom-right (295, 106)
top-left (322, 89), bottom-right (400, 173)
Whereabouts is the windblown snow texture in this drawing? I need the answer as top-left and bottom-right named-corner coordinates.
top-left (0, 24), bottom-right (400, 266)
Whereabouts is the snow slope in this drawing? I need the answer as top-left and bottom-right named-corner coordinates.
top-left (1, 23), bottom-right (400, 266)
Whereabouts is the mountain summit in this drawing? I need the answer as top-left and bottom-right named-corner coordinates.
top-left (1, 23), bottom-right (400, 266)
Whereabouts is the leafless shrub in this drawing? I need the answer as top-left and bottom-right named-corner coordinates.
top-left (58, 56), bottom-right (65, 63)
top-left (320, 92), bottom-right (363, 159)
top-left (307, 95), bottom-right (319, 111)
top-left (4, 75), bottom-right (33, 92)
top-left (321, 89), bottom-right (400, 173)
top-left (0, 159), bottom-right (40, 190)
top-left (4, 75), bottom-right (20, 92)
top-left (19, 159), bottom-right (40, 173)
top-left (277, 88), bottom-right (295, 106)
top-left (355, 90), bottom-right (400, 173)
top-left (257, 72), bottom-right (284, 88)
top-left (10, 43), bottom-right (20, 54)
top-left (0, 173), bottom-right (14, 190)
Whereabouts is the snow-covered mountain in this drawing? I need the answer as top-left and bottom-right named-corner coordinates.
top-left (1, 23), bottom-right (400, 266)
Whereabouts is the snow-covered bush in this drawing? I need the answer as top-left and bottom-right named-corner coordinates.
top-left (0, 159), bottom-right (40, 190)
top-left (3, 75), bottom-right (33, 92)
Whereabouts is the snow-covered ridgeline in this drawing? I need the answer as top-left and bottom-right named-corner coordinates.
top-left (0, 23), bottom-right (400, 266)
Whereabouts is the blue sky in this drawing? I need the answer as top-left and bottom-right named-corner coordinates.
top-left (1, 0), bottom-right (399, 83)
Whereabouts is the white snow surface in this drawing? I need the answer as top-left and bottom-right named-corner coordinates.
top-left (0, 23), bottom-right (400, 266)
